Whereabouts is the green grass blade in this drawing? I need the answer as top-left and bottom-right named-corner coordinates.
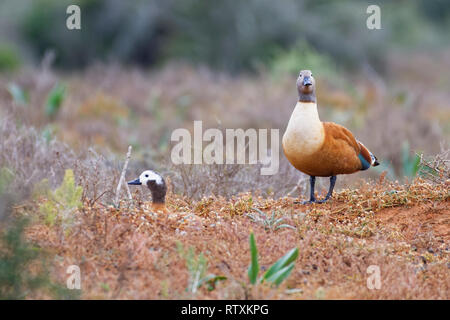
top-left (199, 274), bottom-right (227, 291)
top-left (265, 262), bottom-right (295, 286)
top-left (45, 83), bottom-right (66, 118)
top-left (270, 210), bottom-right (275, 221)
top-left (247, 232), bottom-right (259, 284)
top-left (273, 217), bottom-right (285, 225)
top-left (274, 224), bottom-right (296, 231)
top-left (7, 83), bottom-right (28, 105)
top-left (251, 207), bottom-right (267, 219)
top-left (262, 247), bottom-right (298, 282)
top-left (411, 154), bottom-right (421, 177)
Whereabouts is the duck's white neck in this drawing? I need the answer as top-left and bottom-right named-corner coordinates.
top-left (282, 101), bottom-right (324, 155)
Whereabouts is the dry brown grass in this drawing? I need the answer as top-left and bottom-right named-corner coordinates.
top-left (2, 51), bottom-right (449, 196)
top-left (1, 53), bottom-right (449, 299)
top-left (20, 177), bottom-right (449, 300)
top-left (0, 115), bottom-right (73, 195)
top-left (419, 146), bottom-right (450, 185)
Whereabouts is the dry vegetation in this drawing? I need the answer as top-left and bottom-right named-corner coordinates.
top-left (18, 176), bottom-right (449, 299)
top-left (1, 50), bottom-right (449, 198)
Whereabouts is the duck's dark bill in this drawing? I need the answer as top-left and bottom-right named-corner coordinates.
top-left (127, 178), bottom-right (141, 185)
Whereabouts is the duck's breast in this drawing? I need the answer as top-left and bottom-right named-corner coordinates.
top-left (283, 120), bottom-right (363, 176)
top-left (282, 102), bottom-right (325, 159)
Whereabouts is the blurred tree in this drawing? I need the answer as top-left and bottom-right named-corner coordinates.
top-left (166, 0), bottom-right (302, 71)
top-left (419, 0), bottom-right (450, 26)
top-left (0, 44), bottom-right (21, 72)
top-left (21, 0), bottom-right (172, 68)
top-left (2, 0), bottom-right (445, 73)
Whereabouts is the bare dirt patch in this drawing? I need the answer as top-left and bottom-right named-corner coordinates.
top-left (375, 203), bottom-right (449, 242)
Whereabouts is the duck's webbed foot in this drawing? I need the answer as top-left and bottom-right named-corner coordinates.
top-left (312, 195), bottom-right (331, 204)
top-left (294, 197), bottom-right (327, 205)
top-left (294, 197), bottom-right (317, 205)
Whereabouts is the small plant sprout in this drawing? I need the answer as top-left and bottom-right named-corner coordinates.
top-left (38, 169), bottom-right (82, 231)
top-left (247, 233), bottom-right (299, 286)
top-left (245, 208), bottom-right (296, 231)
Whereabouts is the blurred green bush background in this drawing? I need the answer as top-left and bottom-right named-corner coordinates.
top-left (0, 0), bottom-right (449, 73)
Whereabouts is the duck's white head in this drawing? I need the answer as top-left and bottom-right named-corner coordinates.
top-left (128, 170), bottom-right (167, 204)
top-left (128, 170), bottom-right (163, 186)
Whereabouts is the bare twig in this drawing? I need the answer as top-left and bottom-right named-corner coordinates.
top-left (114, 146), bottom-right (133, 207)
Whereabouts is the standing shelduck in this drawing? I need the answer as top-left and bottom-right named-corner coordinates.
top-left (128, 170), bottom-right (167, 211)
top-left (282, 70), bottom-right (379, 204)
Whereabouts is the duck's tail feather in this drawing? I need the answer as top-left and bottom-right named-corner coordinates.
top-left (357, 140), bottom-right (379, 170)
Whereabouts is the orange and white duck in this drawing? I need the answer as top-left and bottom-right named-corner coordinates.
top-left (282, 70), bottom-right (379, 204)
top-left (128, 170), bottom-right (167, 211)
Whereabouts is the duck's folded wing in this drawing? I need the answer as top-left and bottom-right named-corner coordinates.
top-left (322, 122), bottom-right (360, 154)
top-left (323, 122), bottom-right (379, 171)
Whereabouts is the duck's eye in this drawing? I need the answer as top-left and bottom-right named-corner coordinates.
top-left (145, 174), bottom-right (149, 177)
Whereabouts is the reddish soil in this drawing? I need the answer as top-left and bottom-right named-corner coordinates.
top-left (375, 202), bottom-right (449, 242)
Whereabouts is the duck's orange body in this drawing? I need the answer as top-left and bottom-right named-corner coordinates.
top-left (283, 70), bottom-right (378, 204)
top-left (283, 121), bottom-right (373, 177)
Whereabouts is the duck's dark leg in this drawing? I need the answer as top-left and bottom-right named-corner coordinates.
top-left (294, 176), bottom-right (316, 204)
top-left (294, 175), bottom-right (337, 204)
top-left (315, 175), bottom-right (337, 203)
top-left (305, 175), bottom-right (316, 203)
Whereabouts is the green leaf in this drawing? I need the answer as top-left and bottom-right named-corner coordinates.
top-left (54, 169), bottom-right (82, 209)
top-left (247, 232), bottom-right (259, 284)
top-left (401, 141), bottom-right (420, 178)
top-left (7, 83), bottom-right (28, 105)
top-left (40, 201), bottom-right (58, 226)
top-left (270, 210), bottom-right (275, 222)
top-left (264, 262), bottom-right (295, 286)
top-left (274, 224), bottom-right (296, 231)
top-left (411, 154), bottom-right (421, 177)
top-left (251, 207), bottom-right (267, 219)
top-left (273, 217), bottom-right (285, 225)
top-left (38, 169), bottom-right (83, 227)
top-left (45, 83), bottom-right (66, 118)
top-left (199, 274), bottom-right (227, 291)
top-left (262, 247), bottom-right (298, 282)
